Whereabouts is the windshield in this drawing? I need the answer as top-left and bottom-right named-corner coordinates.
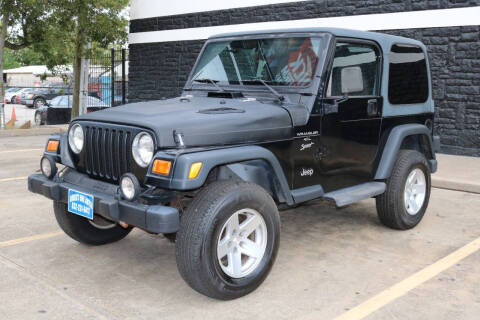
top-left (191, 37), bottom-right (325, 87)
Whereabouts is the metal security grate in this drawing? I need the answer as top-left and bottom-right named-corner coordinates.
top-left (84, 124), bottom-right (132, 182)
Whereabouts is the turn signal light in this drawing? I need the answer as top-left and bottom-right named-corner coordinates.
top-left (47, 140), bottom-right (59, 152)
top-left (188, 162), bottom-right (203, 179)
top-left (152, 159), bottom-right (171, 176)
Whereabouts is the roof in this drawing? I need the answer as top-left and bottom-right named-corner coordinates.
top-left (3, 65), bottom-right (72, 76)
top-left (3, 65), bottom-right (49, 75)
top-left (209, 27), bottom-right (425, 50)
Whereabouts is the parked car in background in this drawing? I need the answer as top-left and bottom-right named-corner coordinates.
top-left (3, 87), bottom-right (20, 104)
top-left (22, 87), bottom-right (73, 109)
top-left (13, 88), bottom-right (33, 104)
top-left (35, 95), bottom-right (109, 126)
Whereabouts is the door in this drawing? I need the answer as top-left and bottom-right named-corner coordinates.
top-left (318, 40), bottom-right (383, 192)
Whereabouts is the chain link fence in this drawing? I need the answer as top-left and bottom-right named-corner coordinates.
top-left (1, 49), bottom-right (128, 128)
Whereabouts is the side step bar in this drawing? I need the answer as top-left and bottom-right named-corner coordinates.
top-left (322, 182), bottom-right (386, 207)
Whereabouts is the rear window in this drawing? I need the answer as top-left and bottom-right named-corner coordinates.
top-left (388, 44), bottom-right (429, 105)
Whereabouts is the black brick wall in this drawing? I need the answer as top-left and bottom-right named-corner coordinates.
top-left (129, 3), bottom-right (480, 156)
top-left (129, 41), bottom-right (203, 101)
top-left (130, 0), bottom-right (480, 33)
top-left (382, 26), bottom-right (480, 156)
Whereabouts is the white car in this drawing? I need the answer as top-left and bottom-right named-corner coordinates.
top-left (5, 88), bottom-right (31, 104)
top-left (4, 88), bottom-right (21, 104)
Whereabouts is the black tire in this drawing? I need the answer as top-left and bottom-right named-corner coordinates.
top-left (53, 201), bottom-right (132, 245)
top-left (10, 97), bottom-right (15, 104)
top-left (175, 180), bottom-right (280, 300)
top-left (163, 233), bottom-right (176, 242)
top-left (376, 150), bottom-right (431, 230)
top-left (33, 97), bottom-right (46, 109)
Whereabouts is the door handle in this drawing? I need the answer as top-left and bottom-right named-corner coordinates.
top-left (367, 99), bottom-right (378, 117)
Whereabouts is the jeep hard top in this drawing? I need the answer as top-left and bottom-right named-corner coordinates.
top-left (28, 28), bottom-right (440, 300)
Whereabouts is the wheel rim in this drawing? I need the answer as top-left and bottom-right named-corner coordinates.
top-left (404, 168), bottom-right (427, 215)
top-left (35, 113), bottom-right (41, 126)
top-left (216, 208), bottom-right (268, 278)
top-left (35, 99), bottom-right (44, 108)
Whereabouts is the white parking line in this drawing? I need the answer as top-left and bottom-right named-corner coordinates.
top-left (0, 148), bottom-right (43, 154)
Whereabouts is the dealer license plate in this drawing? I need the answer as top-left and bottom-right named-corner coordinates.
top-left (68, 189), bottom-right (94, 220)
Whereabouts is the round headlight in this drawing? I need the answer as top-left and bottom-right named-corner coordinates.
top-left (40, 156), bottom-right (57, 179)
top-left (132, 132), bottom-right (154, 167)
top-left (68, 124), bottom-right (84, 154)
top-left (120, 173), bottom-right (140, 201)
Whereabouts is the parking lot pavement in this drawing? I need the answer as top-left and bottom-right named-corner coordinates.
top-left (1, 135), bottom-right (479, 320)
top-left (3, 104), bottom-right (37, 127)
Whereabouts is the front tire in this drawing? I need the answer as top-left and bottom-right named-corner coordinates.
top-left (53, 201), bottom-right (132, 245)
top-left (175, 180), bottom-right (280, 300)
top-left (376, 150), bottom-right (431, 230)
top-left (33, 97), bottom-right (46, 109)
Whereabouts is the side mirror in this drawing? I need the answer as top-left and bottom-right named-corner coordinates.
top-left (341, 66), bottom-right (364, 95)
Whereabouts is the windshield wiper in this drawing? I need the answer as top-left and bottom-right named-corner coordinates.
top-left (243, 79), bottom-right (285, 102)
top-left (192, 78), bottom-right (225, 92)
top-left (257, 40), bottom-right (274, 81)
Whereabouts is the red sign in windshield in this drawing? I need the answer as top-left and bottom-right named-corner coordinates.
top-left (287, 38), bottom-right (318, 85)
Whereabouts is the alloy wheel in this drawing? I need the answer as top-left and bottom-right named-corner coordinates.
top-left (216, 208), bottom-right (268, 278)
top-left (404, 168), bottom-right (427, 215)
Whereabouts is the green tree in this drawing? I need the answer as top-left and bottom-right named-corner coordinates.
top-left (3, 48), bottom-right (20, 69)
top-left (0, 0), bottom-right (51, 104)
top-left (50, 0), bottom-right (129, 119)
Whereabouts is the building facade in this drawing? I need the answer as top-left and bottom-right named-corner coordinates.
top-left (128, 1), bottom-right (480, 156)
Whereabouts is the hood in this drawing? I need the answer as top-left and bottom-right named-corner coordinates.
top-left (75, 96), bottom-right (295, 148)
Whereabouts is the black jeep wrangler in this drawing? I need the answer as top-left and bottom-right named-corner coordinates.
top-left (28, 28), bottom-right (440, 300)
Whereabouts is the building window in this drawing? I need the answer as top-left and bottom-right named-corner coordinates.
top-left (327, 42), bottom-right (380, 97)
top-left (388, 44), bottom-right (429, 105)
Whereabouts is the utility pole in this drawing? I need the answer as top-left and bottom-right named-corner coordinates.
top-left (111, 48), bottom-right (115, 107)
top-left (0, 12), bottom-right (9, 130)
top-left (79, 57), bottom-right (90, 115)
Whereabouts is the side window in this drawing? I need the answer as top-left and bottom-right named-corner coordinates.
top-left (58, 97), bottom-right (68, 107)
top-left (388, 44), bottom-right (428, 104)
top-left (327, 42), bottom-right (380, 97)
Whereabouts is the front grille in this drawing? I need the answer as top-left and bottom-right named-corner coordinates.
top-left (83, 124), bottom-right (133, 182)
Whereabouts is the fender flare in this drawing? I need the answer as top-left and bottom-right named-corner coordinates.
top-left (374, 124), bottom-right (437, 180)
top-left (168, 146), bottom-right (294, 205)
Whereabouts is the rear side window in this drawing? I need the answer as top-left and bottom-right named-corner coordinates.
top-left (327, 42), bottom-right (380, 97)
top-left (388, 44), bottom-right (429, 104)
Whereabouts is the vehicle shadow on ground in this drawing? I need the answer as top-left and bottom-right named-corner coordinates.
top-left (60, 199), bottom-right (386, 303)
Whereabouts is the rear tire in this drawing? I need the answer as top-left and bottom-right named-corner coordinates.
top-left (175, 180), bottom-right (280, 300)
top-left (376, 150), bottom-right (431, 230)
top-left (53, 201), bottom-right (132, 245)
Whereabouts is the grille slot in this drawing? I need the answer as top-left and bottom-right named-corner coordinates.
top-left (84, 124), bottom-right (133, 182)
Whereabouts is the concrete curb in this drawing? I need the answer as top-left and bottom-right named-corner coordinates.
top-left (0, 125), bottom-right (68, 137)
top-left (432, 177), bottom-right (480, 194)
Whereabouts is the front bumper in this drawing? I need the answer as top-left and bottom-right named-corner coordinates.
top-left (28, 170), bottom-right (179, 234)
top-left (25, 99), bottom-right (34, 105)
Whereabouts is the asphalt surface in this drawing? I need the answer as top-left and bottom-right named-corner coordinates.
top-left (2, 103), bottom-right (37, 127)
top-left (0, 134), bottom-right (479, 320)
